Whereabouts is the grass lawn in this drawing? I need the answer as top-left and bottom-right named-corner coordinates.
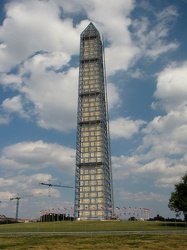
top-left (0, 234), bottom-right (187, 250)
top-left (0, 221), bottom-right (187, 249)
top-left (0, 220), bottom-right (187, 233)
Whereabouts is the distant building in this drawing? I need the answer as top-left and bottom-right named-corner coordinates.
top-left (74, 22), bottom-right (114, 220)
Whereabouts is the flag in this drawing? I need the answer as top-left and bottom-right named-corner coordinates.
top-left (116, 207), bottom-right (120, 210)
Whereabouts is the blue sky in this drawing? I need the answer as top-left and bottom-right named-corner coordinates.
top-left (0, 0), bottom-right (187, 220)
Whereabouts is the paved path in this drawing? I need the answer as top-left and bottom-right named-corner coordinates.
top-left (0, 230), bottom-right (187, 236)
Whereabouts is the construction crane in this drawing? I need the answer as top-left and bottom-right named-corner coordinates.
top-left (10, 193), bottom-right (41, 221)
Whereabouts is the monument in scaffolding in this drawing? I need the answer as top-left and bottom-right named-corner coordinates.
top-left (74, 22), bottom-right (114, 220)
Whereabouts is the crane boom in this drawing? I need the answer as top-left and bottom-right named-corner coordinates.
top-left (39, 181), bottom-right (73, 210)
top-left (39, 182), bottom-right (73, 188)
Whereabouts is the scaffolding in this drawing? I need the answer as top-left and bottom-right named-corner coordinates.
top-left (74, 22), bottom-right (114, 220)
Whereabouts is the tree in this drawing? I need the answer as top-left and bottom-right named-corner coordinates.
top-left (168, 173), bottom-right (187, 221)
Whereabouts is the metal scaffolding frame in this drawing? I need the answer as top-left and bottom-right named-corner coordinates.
top-left (74, 22), bottom-right (114, 220)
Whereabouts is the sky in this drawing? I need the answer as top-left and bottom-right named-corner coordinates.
top-left (0, 0), bottom-right (187, 220)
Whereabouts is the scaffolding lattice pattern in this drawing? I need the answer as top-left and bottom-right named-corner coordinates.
top-left (74, 23), bottom-right (114, 220)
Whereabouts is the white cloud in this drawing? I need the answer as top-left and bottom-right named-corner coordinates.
top-left (24, 51), bottom-right (71, 72)
top-left (2, 95), bottom-right (29, 119)
top-left (0, 178), bottom-right (15, 187)
top-left (107, 83), bottom-right (121, 109)
top-left (131, 5), bottom-right (179, 59)
top-left (138, 62), bottom-right (187, 165)
top-left (143, 110), bottom-right (187, 138)
top-left (156, 5), bottom-right (178, 21)
top-left (0, 0), bottom-right (179, 75)
top-left (136, 158), bottom-right (186, 177)
top-left (141, 114), bottom-right (187, 158)
top-left (155, 176), bottom-right (182, 188)
top-left (0, 45), bottom-right (122, 132)
top-left (153, 61), bottom-right (187, 112)
top-left (0, 191), bottom-right (14, 201)
top-left (0, 174), bottom-right (55, 200)
top-left (0, 73), bottom-right (22, 87)
top-left (0, 140), bottom-right (75, 175)
top-left (53, 0), bottom-right (85, 13)
top-left (0, 0), bottom-right (80, 72)
top-left (112, 154), bottom-right (141, 181)
top-left (117, 190), bottom-right (167, 203)
top-left (172, 125), bottom-right (187, 144)
top-left (0, 0), bottom-right (179, 134)
top-left (112, 152), bottom-right (187, 190)
top-left (105, 45), bottom-right (139, 75)
top-left (0, 114), bottom-right (10, 125)
top-left (129, 68), bottom-right (143, 79)
top-left (110, 117), bottom-right (145, 139)
top-left (2, 96), bottom-right (22, 112)
top-left (1, 55), bottom-right (79, 131)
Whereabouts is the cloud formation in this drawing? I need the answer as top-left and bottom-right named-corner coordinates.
top-left (110, 117), bottom-right (146, 139)
top-left (1, 140), bottom-right (75, 174)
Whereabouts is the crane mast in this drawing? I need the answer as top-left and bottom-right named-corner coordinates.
top-left (10, 195), bottom-right (21, 221)
top-left (10, 193), bottom-right (41, 221)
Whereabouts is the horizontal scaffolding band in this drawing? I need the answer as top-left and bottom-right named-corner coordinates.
top-left (80, 58), bottom-right (98, 63)
top-left (81, 35), bottom-right (97, 40)
top-left (78, 119), bottom-right (101, 125)
top-left (79, 91), bottom-right (100, 96)
top-left (77, 162), bottom-right (103, 167)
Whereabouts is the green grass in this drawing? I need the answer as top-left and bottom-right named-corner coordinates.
top-left (0, 234), bottom-right (187, 250)
top-left (0, 220), bottom-right (187, 233)
top-left (0, 221), bottom-right (187, 250)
